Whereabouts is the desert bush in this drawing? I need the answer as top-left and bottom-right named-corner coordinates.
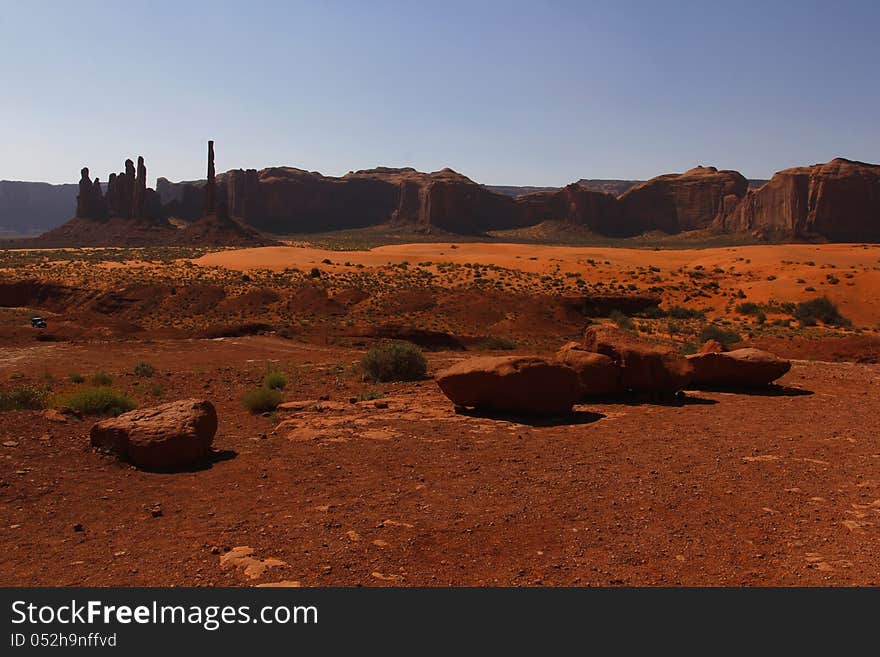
top-left (241, 387), bottom-right (283, 414)
top-left (68, 373), bottom-right (85, 384)
top-left (90, 372), bottom-right (113, 386)
top-left (0, 385), bottom-right (47, 411)
top-left (795, 297), bottom-right (851, 327)
top-left (478, 336), bottom-right (517, 350)
top-left (735, 302), bottom-right (763, 316)
top-left (58, 388), bottom-right (135, 416)
top-left (361, 342), bottom-right (427, 382)
top-left (357, 387), bottom-right (385, 401)
top-left (666, 305), bottom-right (705, 320)
top-left (133, 361), bottom-right (156, 378)
top-left (609, 310), bottom-right (635, 330)
top-left (263, 370), bottom-right (288, 390)
top-left (638, 305), bottom-right (666, 319)
top-left (699, 324), bottom-right (742, 348)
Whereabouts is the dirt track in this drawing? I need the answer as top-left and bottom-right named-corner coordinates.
top-left (1, 337), bottom-right (878, 586)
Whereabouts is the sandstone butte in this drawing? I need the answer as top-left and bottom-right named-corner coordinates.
top-left (14, 144), bottom-right (880, 247)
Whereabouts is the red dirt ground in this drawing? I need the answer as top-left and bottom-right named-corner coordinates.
top-left (1, 337), bottom-right (878, 586)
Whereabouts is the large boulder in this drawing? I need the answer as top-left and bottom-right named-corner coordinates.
top-left (687, 348), bottom-right (791, 388)
top-left (582, 325), bottom-right (693, 393)
top-left (435, 356), bottom-right (581, 415)
top-left (555, 342), bottom-right (623, 397)
top-left (90, 399), bottom-right (217, 470)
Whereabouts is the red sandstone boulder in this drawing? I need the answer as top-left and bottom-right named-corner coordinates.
top-left (435, 356), bottom-right (581, 415)
top-left (90, 399), bottom-right (217, 470)
top-left (555, 342), bottom-right (623, 397)
top-left (687, 348), bottom-right (791, 388)
top-left (582, 325), bottom-right (693, 393)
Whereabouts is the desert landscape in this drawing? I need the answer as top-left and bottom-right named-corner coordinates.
top-left (2, 218), bottom-right (880, 585)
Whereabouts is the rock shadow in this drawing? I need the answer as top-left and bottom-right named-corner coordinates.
top-left (455, 408), bottom-right (605, 427)
top-left (145, 449), bottom-right (238, 474)
top-left (589, 392), bottom-right (719, 407)
top-left (686, 384), bottom-right (814, 397)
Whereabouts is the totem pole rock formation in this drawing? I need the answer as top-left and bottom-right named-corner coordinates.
top-left (75, 167), bottom-right (106, 220)
top-left (205, 140), bottom-right (216, 216)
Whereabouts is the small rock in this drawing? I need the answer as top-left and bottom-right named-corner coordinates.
top-left (43, 409), bottom-right (68, 423)
top-left (73, 523), bottom-right (84, 532)
top-left (2, 440), bottom-right (19, 448)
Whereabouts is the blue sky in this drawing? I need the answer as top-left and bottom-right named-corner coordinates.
top-left (1, 0), bottom-right (878, 185)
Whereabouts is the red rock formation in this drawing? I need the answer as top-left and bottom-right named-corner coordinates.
top-left (516, 184), bottom-right (623, 234)
top-left (205, 140), bottom-right (216, 215)
top-left (618, 166), bottom-right (748, 233)
top-left (715, 158), bottom-right (880, 241)
top-left (75, 167), bottom-right (105, 219)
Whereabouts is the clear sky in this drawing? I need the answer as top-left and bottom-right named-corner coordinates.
top-left (1, 0), bottom-right (878, 185)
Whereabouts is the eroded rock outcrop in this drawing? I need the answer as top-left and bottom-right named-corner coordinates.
top-left (715, 158), bottom-right (880, 241)
top-left (555, 342), bottom-right (623, 397)
top-left (582, 325), bottom-right (693, 393)
top-left (516, 184), bottom-right (623, 234)
top-left (435, 356), bottom-right (581, 415)
top-left (90, 399), bottom-right (217, 470)
top-left (618, 166), bottom-right (749, 234)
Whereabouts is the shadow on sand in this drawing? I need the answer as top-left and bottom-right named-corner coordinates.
top-left (145, 449), bottom-right (238, 474)
top-left (455, 408), bottom-right (605, 427)
top-left (687, 384), bottom-right (814, 397)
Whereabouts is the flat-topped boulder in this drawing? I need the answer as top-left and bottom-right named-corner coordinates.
top-left (436, 356), bottom-right (580, 415)
top-left (90, 398), bottom-right (217, 470)
top-left (687, 348), bottom-right (791, 388)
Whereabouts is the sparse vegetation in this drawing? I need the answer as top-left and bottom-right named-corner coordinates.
top-left (361, 342), bottom-right (427, 382)
top-left (57, 388), bottom-right (135, 416)
top-left (609, 310), bottom-right (635, 331)
top-left (357, 387), bottom-right (385, 401)
top-left (478, 336), bottom-right (517, 350)
top-left (795, 296), bottom-right (851, 328)
top-left (241, 387), bottom-right (283, 414)
top-left (263, 370), bottom-right (288, 390)
top-left (89, 372), bottom-right (113, 386)
top-left (68, 373), bottom-right (85, 384)
top-left (666, 305), bottom-right (705, 320)
top-left (133, 361), bottom-right (156, 378)
top-left (699, 324), bottom-right (742, 348)
top-left (0, 385), bottom-right (47, 411)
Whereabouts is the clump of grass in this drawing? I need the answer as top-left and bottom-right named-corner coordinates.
top-left (361, 342), bottom-right (427, 382)
top-left (0, 385), bottom-right (47, 411)
top-left (795, 296), bottom-right (851, 328)
top-left (57, 388), bottom-right (135, 416)
top-left (699, 324), bottom-right (742, 348)
top-left (357, 387), bottom-right (385, 401)
top-left (133, 361), bottom-right (156, 378)
top-left (90, 372), bottom-right (113, 386)
top-left (478, 336), bottom-right (517, 350)
top-left (665, 305), bottom-right (705, 320)
top-left (735, 302), bottom-right (763, 316)
top-left (241, 387), bottom-right (283, 414)
top-left (263, 368), bottom-right (287, 391)
top-left (609, 310), bottom-right (635, 331)
top-left (68, 373), bottom-right (85, 384)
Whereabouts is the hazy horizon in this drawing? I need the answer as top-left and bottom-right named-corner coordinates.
top-left (2, 1), bottom-right (878, 185)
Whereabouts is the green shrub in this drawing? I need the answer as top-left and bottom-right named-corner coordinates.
top-left (68, 373), bottom-right (85, 384)
top-left (90, 372), bottom-right (113, 386)
top-left (638, 305), bottom-right (666, 319)
top-left (357, 387), bottom-right (385, 401)
top-left (735, 302), bottom-right (763, 316)
top-left (795, 296), bottom-right (851, 327)
top-left (609, 310), bottom-right (635, 330)
top-left (58, 388), bottom-right (135, 416)
top-left (361, 342), bottom-right (428, 382)
top-left (263, 370), bottom-right (288, 390)
top-left (478, 336), bottom-right (517, 350)
top-left (699, 324), bottom-right (742, 348)
top-left (241, 387), bottom-right (283, 414)
top-left (666, 305), bottom-right (705, 320)
top-left (0, 385), bottom-right (47, 411)
top-left (133, 361), bottom-right (156, 378)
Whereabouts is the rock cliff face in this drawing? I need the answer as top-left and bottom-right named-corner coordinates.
top-left (515, 184), bottom-right (624, 234)
top-left (618, 166), bottom-right (749, 234)
top-left (715, 158), bottom-right (880, 241)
